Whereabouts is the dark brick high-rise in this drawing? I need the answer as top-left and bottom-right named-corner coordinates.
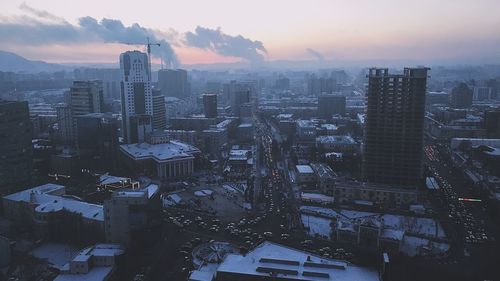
top-left (363, 68), bottom-right (428, 187)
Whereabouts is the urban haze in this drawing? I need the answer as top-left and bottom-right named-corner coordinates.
top-left (0, 1), bottom-right (499, 281)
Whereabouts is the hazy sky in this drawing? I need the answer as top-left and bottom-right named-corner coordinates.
top-left (0, 0), bottom-right (499, 65)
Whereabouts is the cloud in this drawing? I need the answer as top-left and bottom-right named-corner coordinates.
top-left (184, 26), bottom-right (267, 64)
top-left (19, 2), bottom-right (66, 23)
top-left (0, 12), bottom-right (179, 66)
top-left (0, 7), bottom-right (268, 66)
top-left (306, 48), bottom-right (325, 61)
top-left (77, 17), bottom-right (178, 67)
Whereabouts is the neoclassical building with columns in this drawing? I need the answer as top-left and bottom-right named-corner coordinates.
top-left (119, 140), bottom-right (201, 180)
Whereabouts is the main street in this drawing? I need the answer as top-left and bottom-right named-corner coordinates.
top-left (423, 144), bottom-right (500, 280)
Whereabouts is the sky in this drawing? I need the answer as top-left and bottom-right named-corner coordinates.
top-left (0, 0), bottom-right (499, 66)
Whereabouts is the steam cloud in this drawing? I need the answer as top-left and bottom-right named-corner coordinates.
top-left (0, 4), bottom-right (268, 65)
top-left (185, 26), bottom-right (267, 63)
top-left (306, 48), bottom-right (325, 61)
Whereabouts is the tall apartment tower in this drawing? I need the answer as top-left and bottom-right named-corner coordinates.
top-left (120, 51), bottom-right (153, 143)
top-left (229, 91), bottom-right (250, 117)
top-left (0, 100), bottom-right (33, 195)
top-left (152, 93), bottom-right (167, 130)
top-left (317, 94), bottom-right (346, 119)
top-left (449, 83), bottom-right (473, 108)
top-left (363, 68), bottom-right (429, 187)
top-left (56, 104), bottom-right (74, 143)
top-left (158, 69), bottom-right (189, 98)
top-left (69, 80), bottom-right (103, 116)
top-left (203, 94), bottom-right (218, 118)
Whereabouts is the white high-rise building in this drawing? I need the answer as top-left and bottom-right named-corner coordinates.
top-left (119, 51), bottom-right (153, 143)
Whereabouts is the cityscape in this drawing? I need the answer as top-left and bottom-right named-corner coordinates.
top-left (0, 1), bottom-right (500, 281)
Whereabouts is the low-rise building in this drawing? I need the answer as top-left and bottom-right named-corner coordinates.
top-left (296, 165), bottom-right (316, 186)
top-left (54, 244), bottom-right (124, 281)
top-left (296, 120), bottom-right (317, 142)
top-left (3, 184), bottom-right (104, 243)
top-left (333, 181), bottom-right (418, 207)
top-left (119, 140), bottom-right (201, 180)
top-left (316, 135), bottom-right (359, 155)
top-left (310, 163), bottom-right (337, 195)
top-left (189, 241), bottom-right (380, 281)
top-left (104, 184), bottom-right (160, 247)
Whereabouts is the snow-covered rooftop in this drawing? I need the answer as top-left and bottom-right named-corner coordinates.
top-left (301, 206), bottom-right (446, 239)
top-left (73, 244), bottom-right (124, 260)
top-left (112, 183), bottom-right (159, 199)
top-left (238, 123), bottom-right (253, 128)
top-left (120, 140), bottom-right (200, 162)
top-left (4, 184), bottom-right (103, 222)
top-left (99, 175), bottom-right (129, 186)
top-left (301, 192), bottom-right (335, 203)
top-left (321, 124), bottom-right (339, 131)
top-left (3, 183), bottom-right (64, 202)
top-left (296, 165), bottom-right (314, 174)
top-left (229, 149), bottom-right (250, 161)
top-left (31, 242), bottom-right (78, 270)
top-left (34, 197), bottom-right (104, 221)
top-left (216, 241), bottom-right (379, 281)
top-left (316, 135), bottom-right (356, 144)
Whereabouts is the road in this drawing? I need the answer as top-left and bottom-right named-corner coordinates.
top-left (423, 144), bottom-right (500, 280)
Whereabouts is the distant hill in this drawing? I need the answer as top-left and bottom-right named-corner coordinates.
top-left (0, 50), bottom-right (68, 73)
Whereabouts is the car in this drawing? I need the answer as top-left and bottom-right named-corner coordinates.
top-left (263, 232), bottom-right (273, 238)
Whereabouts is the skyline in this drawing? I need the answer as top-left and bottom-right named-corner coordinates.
top-left (0, 0), bottom-right (499, 66)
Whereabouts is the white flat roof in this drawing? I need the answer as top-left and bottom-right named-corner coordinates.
top-left (99, 175), bottom-right (129, 186)
top-left (216, 241), bottom-right (379, 281)
top-left (4, 184), bottom-right (103, 222)
top-left (34, 197), bottom-right (104, 221)
top-left (296, 165), bottom-right (314, 174)
top-left (301, 192), bottom-right (335, 202)
top-left (3, 183), bottom-right (64, 202)
top-left (120, 140), bottom-right (200, 162)
top-left (316, 135), bottom-right (356, 144)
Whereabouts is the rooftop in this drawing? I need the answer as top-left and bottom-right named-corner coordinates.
top-left (296, 165), bottom-right (314, 174)
top-left (316, 135), bottom-right (356, 144)
top-left (229, 149), bottom-right (251, 161)
top-left (216, 241), bottom-right (379, 281)
top-left (98, 175), bottom-right (129, 186)
top-left (297, 120), bottom-right (316, 128)
top-left (73, 244), bottom-right (124, 261)
top-left (4, 183), bottom-right (64, 201)
top-left (120, 140), bottom-right (200, 162)
top-left (112, 183), bottom-right (159, 199)
top-left (320, 124), bottom-right (338, 131)
top-left (4, 184), bottom-right (104, 221)
top-left (238, 123), bottom-right (253, 128)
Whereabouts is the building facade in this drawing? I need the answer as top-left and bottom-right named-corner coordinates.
top-left (363, 68), bottom-right (428, 187)
top-left (158, 69), bottom-right (189, 98)
top-left (120, 51), bottom-right (153, 143)
top-left (0, 100), bottom-right (33, 195)
top-left (152, 94), bottom-right (167, 130)
top-left (317, 94), bottom-right (346, 119)
top-left (450, 83), bottom-right (473, 108)
top-left (203, 93), bottom-right (218, 118)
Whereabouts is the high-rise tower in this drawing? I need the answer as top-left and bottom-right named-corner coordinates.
top-left (203, 94), bottom-right (218, 118)
top-left (363, 67), bottom-right (429, 187)
top-left (120, 51), bottom-right (153, 143)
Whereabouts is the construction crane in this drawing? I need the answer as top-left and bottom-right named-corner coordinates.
top-left (124, 37), bottom-right (161, 72)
